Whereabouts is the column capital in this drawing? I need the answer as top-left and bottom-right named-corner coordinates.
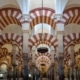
top-left (22, 14), bottom-right (30, 21)
top-left (54, 14), bottom-right (63, 20)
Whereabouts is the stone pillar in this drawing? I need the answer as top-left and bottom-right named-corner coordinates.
top-left (22, 23), bottom-right (30, 54)
top-left (54, 58), bottom-right (58, 80)
top-left (32, 47), bottom-right (36, 63)
top-left (56, 22), bottom-right (64, 80)
top-left (68, 44), bottom-right (75, 80)
top-left (22, 23), bottom-right (30, 68)
top-left (12, 44), bottom-right (16, 64)
top-left (12, 44), bottom-right (18, 80)
top-left (22, 22), bottom-right (30, 80)
top-left (22, 22), bottom-right (31, 61)
top-left (68, 44), bottom-right (75, 67)
top-left (0, 30), bottom-right (2, 35)
top-left (51, 47), bottom-right (55, 63)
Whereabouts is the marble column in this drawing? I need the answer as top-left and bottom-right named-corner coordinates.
top-left (22, 22), bottom-right (30, 80)
top-left (68, 44), bottom-right (75, 67)
top-left (51, 47), bottom-right (55, 63)
top-left (56, 22), bottom-right (64, 80)
top-left (0, 30), bottom-right (2, 35)
top-left (32, 47), bottom-right (36, 63)
top-left (22, 23), bottom-right (30, 54)
top-left (12, 44), bottom-right (18, 80)
top-left (68, 44), bottom-right (75, 80)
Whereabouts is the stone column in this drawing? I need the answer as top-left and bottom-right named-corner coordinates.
top-left (22, 22), bottom-right (31, 59)
top-left (32, 47), bottom-right (36, 63)
top-left (22, 23), bottom-right (30, 68)
top-left (22, 22), bottom-right (30, 80)
top-left (12, 44), bottom-right (18, 80)
top-left (51, 47), bottom-right (55, 63)
top-left (12, 44), bottom-right (16, 64)
top-left (68, 44), bottom-right (75, 67)
top-left (22, 23), bottom-right (30, 54)
top-left (56, 22), bottom-right (64, 80)
top-left (0, 30), bottom-right (2, 35)
top-left (68, 44), bottom-right (75, 80)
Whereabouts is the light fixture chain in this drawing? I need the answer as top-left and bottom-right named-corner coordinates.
top-left (42, 0), bottom-right (43, 40)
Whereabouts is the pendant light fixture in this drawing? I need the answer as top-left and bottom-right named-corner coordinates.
top-left (37, 0), bottom-right (48, 53)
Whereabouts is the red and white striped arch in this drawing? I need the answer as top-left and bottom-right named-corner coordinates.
top-left (64, 49), bottom-right (80, 62)
top-left (35, 52), bottom-right (51, 60)
top-left (30, 8), bottom-right (56, 29)
top-left (0, 8), bottom-right (24, 30)
top-left (0, 48), bottom-right (22, 62)
top-left (61, 7), bottom-right (80, 25)
top-left (64, 33), bottom-right (80, 48)
top-left (28, 33), bottom-right (58, 48)
top-left (0, 33), bottom-right (23, 47)
top-left (64, 33), bottom-right (80, 62)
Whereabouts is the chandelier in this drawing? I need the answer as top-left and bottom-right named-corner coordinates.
top-left (37, 47), bottom-right (48, 53)
top-left (37, 0), bottom-right (48, 53)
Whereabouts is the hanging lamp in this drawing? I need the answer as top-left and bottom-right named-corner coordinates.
top-left (37, 0), bottom-right (48, 53)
